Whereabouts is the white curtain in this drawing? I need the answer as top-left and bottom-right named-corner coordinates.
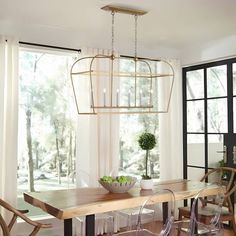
top-left (76, 48), bottom-right (120, 187)
top-left (159, 59), bottom-right (183, 180)
top-left (0, 37), bottom-right (19, 215)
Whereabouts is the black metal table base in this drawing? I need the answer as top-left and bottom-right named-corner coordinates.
top-left (162, 202), bottom-right (168, 224)
top-left (64, 218), bottom-right (73, 236)
top-left (86, 214), bottom-right (95, 236)
top-left (64, 215), bottom-right (95, 236)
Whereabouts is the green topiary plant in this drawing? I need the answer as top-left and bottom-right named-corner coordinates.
top-left (138, 132), bottom-right (156, 179)
top-left (218, 159), bottom-right (227, 179)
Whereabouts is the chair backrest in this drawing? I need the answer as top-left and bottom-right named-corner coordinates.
top-left (137, 189), bottom-right (176, 236)
top-left (200, 167), bottom-right (236, 213)
top-left (0, 213), bottom-right (10, 236)
top-left (188, 185), bottom-right (225, 236)
top-left (0, 198), bottom-right (16, 235)
top-left (0, 198), bottom-right (51, 235)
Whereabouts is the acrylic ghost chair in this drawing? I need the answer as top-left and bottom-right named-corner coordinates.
top-left (0, 198), bottom-right (52, 236)
top-left (178, 167), bottom-right (236, 235)
top-left (113, 189), bottom-right (176, 236)
top-left (109, 167), bottom-right (155, 231)
top-left (175, 184), bottom-right (225, 235)
top-left (74, 170), bottom-right (114, 236)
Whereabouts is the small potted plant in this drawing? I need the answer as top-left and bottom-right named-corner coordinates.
top-left (138, 132), bottom-right (156, 189)
top-left (218, 159), bottom-right (227, 180)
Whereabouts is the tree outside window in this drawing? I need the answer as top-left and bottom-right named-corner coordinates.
top-left (18, 49), bottom-right (78, 216)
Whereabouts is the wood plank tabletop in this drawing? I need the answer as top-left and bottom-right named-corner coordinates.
top-left (23, 179), bottom-right (221, 220)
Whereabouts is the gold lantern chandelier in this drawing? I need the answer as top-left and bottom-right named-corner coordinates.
top-left (70, 5), bottom-right (174, 115)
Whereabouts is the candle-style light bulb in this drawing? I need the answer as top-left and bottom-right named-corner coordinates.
top-left (128, 89), bottom-right (131, 107)
top-left (139, 89), bottom-right (142, 106)
top-left (150, 89), bottom-right (153, 106)
top-left (116, 89), bottom-right (119, 107)
top-left (103, 88), bottom-right (106, 106)
top-left (90, 89), bottom-right (93, 108)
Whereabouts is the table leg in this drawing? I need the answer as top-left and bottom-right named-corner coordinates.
top-left (191, 197), bottom-right (198, 234)
top-left (64, 218), bottom-right (72, 236)
top-left (86, 214), bottom-right (95, 236)
top-left (194, 199), bottom-right (198, 234)
top-left (162, 202), bottom-right (168, 224)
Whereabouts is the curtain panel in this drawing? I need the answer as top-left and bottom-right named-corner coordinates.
top-left (0, 37), bottom-right (19, 218)
top-left (76, 48), bottom-right (120, 187)
top-left (159, 59), bottom-right (183, 180)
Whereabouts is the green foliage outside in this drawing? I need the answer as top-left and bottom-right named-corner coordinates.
top-left (18, 50), bottom-right (78, 198)
top-left (119, 60), bottom-right (160, 179)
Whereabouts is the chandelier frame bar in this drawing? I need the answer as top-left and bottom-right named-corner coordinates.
top-left (70, 5), bottom-right (175, 115)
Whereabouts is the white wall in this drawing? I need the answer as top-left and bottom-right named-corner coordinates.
top-left (0, 20), bottom-right (181, 60)
top-left (181, 33), bottom-right (236, 66)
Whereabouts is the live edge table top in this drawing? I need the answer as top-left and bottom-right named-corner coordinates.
top-left (23, 179), bottom-right (221, 220)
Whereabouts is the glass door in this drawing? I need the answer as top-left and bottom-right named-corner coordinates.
top-left (223, 134), bottom-right (236, 168)
top-left (183, 59), bottom-right (236, 217)
top-left (183, 58), bottom-right (236, 180)
top-left (223, 63), bottom-right (236, 169)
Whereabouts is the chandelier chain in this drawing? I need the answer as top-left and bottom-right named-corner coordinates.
top-left (134, 15), bottom-right (138, 58)
top-left (111, 11), bottom-right (115, 55)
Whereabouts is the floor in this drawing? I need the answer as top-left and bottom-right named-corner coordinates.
top-left (223, 228), bottom-right (235, 236)
top-left (27, 225), bottom-right (235, 236)
top-left (117, 221), bottom-right (235, 236)
top-left (17, 219), bottom-right (236, 235)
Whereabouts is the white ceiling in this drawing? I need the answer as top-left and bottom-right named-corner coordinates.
top-left (1, 0), bottom-right (236, 59)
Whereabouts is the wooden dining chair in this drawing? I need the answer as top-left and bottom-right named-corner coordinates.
top-left (175, 185), bottom-right (225, 235)
top-left (0, 198), bottom-right (52, 235)
top-left (178, 167), bottom-right (236, 234)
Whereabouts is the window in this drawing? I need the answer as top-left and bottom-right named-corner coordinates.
top-left (17, 47), bottom-right (78, 216)
top-left (119, 114), bottom-right (159, 178)
top-left (183, 58), bottom-right (236, 180)
top-left (119, 61), bottom-right (160, 179)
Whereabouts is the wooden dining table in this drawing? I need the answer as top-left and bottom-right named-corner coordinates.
top-left (23, 179), bottom-right (222, 236)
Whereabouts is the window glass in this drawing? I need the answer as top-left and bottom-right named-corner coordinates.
top-left (119, 114), bottom-right (159, 179)
top-left (187, 100), bottom-right (204, 132)
top-left (186, 69), bottom-right (204, 100)
top-left (187, 167), bottom-right (205, 181)
top-left (119, 60), bottom-right (159, 179)
top-left (233, 64), bottom-right (236, 96)
top-left (207, 65), bottom-right (227, 98)
top-left (187, 134), bottom-right (205, 167)
top-left (207, 98), bottom-right (228, 133)
top-left (208, 134), bottom-right (224, 168)
top-left (234, 97), bottom-right (236, 133)
top-left (18, 48), bottom-right (77, 216)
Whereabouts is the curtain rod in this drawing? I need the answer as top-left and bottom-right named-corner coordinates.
top-left (120, 54), bottom-right (161, 62)
top-left (18, 42), bottom-right (160, 60)
top-left (19, 41), bottom-right (81, 53)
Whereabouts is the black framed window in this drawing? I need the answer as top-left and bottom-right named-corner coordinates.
top-left (183, 58), bottom-right (236, 180)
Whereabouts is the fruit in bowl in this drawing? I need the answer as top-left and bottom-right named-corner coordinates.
top-left (99, 175), bottom-right (137, 193)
